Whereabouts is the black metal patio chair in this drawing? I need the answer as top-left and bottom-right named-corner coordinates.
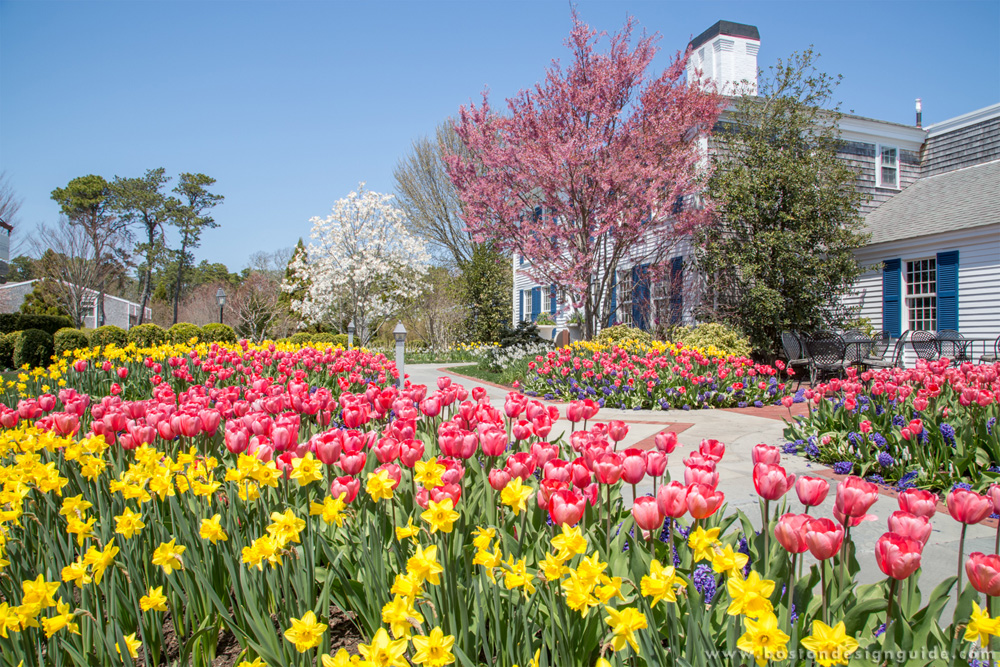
top-left (936, 329), bottom-right (972, 365)
top-left (981, 335), bottom-right (1000, 364)
top-left (910, 330), bottom-right (940, 362)
top-left (859, 330), bottom-right (892, 370)
top-left (842, 329), bottom-right (873, 366)
top-left (780, 331), bottom-right (810, 387)
top-left (803, 331), bottom-right (848, 385)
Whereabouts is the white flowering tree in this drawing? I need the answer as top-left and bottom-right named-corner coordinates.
top-left (285, 184), bottom-right (430, 345)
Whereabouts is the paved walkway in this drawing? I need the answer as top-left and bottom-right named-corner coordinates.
top-left (407, 364), bottom-right (992, 614)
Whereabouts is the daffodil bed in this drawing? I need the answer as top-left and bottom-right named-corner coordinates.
top-left (516, 340), bottom-right (794, 410)
top-left (1, 341), bottom-right (999, 666)
top-left (783, 359), bottom-right (1000, 493)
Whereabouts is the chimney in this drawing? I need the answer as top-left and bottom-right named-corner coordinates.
top-left (915, 98), bottom-right (922, 128)
top-left (687, 20), bottom-right (761, 96)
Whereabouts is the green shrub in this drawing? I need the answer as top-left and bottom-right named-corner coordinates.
top-left (0, 332), bottom-right (21, 370)
top-left (53, 328), bottom-right (90, 357)
top-left (168, 322), bottom-right (202, 345)
top-left (498, 321), bottom-right (546, 349)
top-left (201, 323), bottom-right (237, 344)
top-left (594, 324), bottom-right (653, 347)
top-left (0, 313), bottom-right (74, 336)
top-left (127, 323), bottom-right (167, 348)
top-left (285, 332), bottom-right (347, 347)
top-left (91, 325), bottom-right (127, 349)
top-left (13, 328), bottom-right (54, 369)
top-left (666, 322), bottom-right (753, 358)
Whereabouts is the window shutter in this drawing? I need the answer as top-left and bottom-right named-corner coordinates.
top-left (531, 287), bottom-right (541, 322)
top-left (669, 256), bottom-right (684, 325)
top-left (937, 250), bottom-right (959, 330)
top-left (550, 284), bottom-right (557, 315)
top-left (632, 264), bottom-right (651, 331)
top-left (882, 259), bottom-right (901, 337)
top-left (518, 290), bottom-right (524, 322)
top-left (607, 278), bottom-right (617, 327)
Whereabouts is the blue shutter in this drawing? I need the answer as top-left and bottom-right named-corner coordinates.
top-left (530, 287), bottom-right (541, 322)
top-left (669, 256), bottom-right (684, 325)
top-left (607, 277), bottom-right (617, 327)
top-left (882, 259), bottom-right (902, 337)
top-left (519, 253), bottom-right (524, 266)
top-left (937, 251), bottom-right (959, 330)
top-left (518, 290), bottom-right (524, 322)
top-left (549, 285), bottom-right (557, 315)
top-left (632, 264), bottom-right (651, 331)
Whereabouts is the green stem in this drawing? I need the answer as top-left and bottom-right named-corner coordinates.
top-left (883, 578), bottom-right (898, 651)
top-left (958, 523), bottom-right (968, 595)
top-left (820, 560), bottom-right (828, 625)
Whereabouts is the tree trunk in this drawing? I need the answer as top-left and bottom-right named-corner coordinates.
top-left (173, 239), bottom-right (188, 325)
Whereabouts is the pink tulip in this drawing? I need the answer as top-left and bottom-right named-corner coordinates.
top-left (875, 532), bottom-right (923, 580)
top-left (645, 451), bottom-right (667, 477)
top-left (888, 511), bottom-right (932, 546)
top-left (774, 513), bottom-right (811, 554)
top-left (656, 481), bottom-right (688, 518)
top-left (684, 465), bottom-right (719, 489)
top-left (592, 452), bottom-right (624, 485)
top-left (753, 463), bottom-right (796, 501)
top-left (374, 437), bottom-right (400, 464)
top-left (430, 483), bottom-right (461, 506)
top-left (898, 488), bottom-right (938, 518)
top-left (608, 420), bottom-right (628, 443)
top-left (654, 430), bottom-right (678, 453)
top-left (330, 476), bottom-right (360, 503)
top-left (620, 449), bottom-right (646, 485)
top-left (339, 450), bottom-right (367, 476)
top-left (543, 459), bottom-right (572, 484)
top-left (488, 468), bottom-right (512, 491)
top-left (686, 484), bottom-right (724, 519)
top-left (224, 428), bottom-right (249, 455)
top-left (480, 428), bottom-right (508, 457)
top-left (795, 476), bottom-right (830, 507)
top-left (751, 444), bottom-right (781, 465)
top-left (988, 485), bottom-right (1000, 515)
top-left (804, 517), bottom-right (844, 560)
top-left (966, 552), bottom-right (1000, 597)
top-left (835, 476), bottom-right (879, 519)
top-left (632, 496), bottom-right (664, 532)
top-left (699, 439), bottom-right (725, 462)
top-left (947, 488), bottom-right (993, 525)
top-left (549, 489), bottom-right (585, 527)
top-left (506, 452), bottom-right (536, 480)
top-left (566, 401), bottom-right (587, 423)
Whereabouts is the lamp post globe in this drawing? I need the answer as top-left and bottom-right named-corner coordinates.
top-left (216, 288), bottom-right (226, 324)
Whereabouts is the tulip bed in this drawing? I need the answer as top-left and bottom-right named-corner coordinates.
top-left (516, 341), bottom-right (793, 410)
top-left (2, 342), bottom-right (1000, 666)
top-left (784, 359), bottom-right (1000, 493)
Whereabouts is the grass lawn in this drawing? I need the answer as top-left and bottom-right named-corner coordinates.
top-left (449, 361), bottom-right (531, 388)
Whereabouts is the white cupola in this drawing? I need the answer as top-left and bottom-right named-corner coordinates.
top-left (686, 20), bottom-right (760, 96)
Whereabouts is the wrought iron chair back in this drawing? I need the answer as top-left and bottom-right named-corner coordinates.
top-left (781, 331), bottom-right (805, 360)
top-left (910, 330), bottom-right (939, 361)
top-left (805, 332), bottom-right (847, 367)
top-left (936, 329), bottom-right (968, 362)
top-left (868, 330), bottom-right (890, 360)
top-left (842, 329), bottom-right (872, 364)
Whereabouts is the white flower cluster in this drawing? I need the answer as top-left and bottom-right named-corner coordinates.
top-left (482, 341), bottom-right (551, 372)
top-left (284, 184), bottom-right (431, 345)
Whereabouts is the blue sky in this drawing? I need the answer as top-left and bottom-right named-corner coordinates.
top-left (2, 0), bottom-right (998, 271)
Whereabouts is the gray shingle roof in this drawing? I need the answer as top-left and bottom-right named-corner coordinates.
top-left (864, 159), bottom-right (1000, 245)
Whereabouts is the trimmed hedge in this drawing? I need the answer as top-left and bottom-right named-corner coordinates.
top-left (91, 325), bottom-right (127, 349)
top-left (13, 329), bottom-right (54, 369)
top-left (666, 322), bottom-right (753, 358)
top-left (168, 323), bottom-right (202, 345)
top-left (201, 323), bottom-right (237, 344)
top-left (127, 323), bottom-right (167, 348)
top-left (0, 313), bottom-right (74, 336)
top-left (282, 332), bottom-right (348, 347)
top-left (54, 328), bottom-right (90, 357)
top-left (0, 332), bottom-right (21, 370)
top-left (594, 324), bottom-right (653, 347)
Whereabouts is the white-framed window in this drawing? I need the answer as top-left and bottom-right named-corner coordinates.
top-left (877, 145), bottom-right (899, 188)
top-left (617, 270), bottom-right (634, 327)
top-left (905, 258), bottom-right (936, 331)
top-left (542, 287), bottom-right (554, 313)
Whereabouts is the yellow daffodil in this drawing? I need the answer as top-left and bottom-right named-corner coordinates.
top-left (604, 605), bottom-right (647, 652)
top-left (471, 526), bottom-right (495, 551)
top-left (321, 649), bottom-right (359, 667)
top-left (61, 558), bottom-right (92, 588)
top-left (711, 543), bottom-right (749, 577)
top-left (687, 526), bottom-right (721, 562)
top-left (395, 518), bottom-right (420, 542)
top-left (83, 539), bottom-right (119, 585)
top-left (140, 586), bottom-right (169, 612)
top-left (421, 498), bottom-right (460, 534)
top-left (284, 610), bottom-right (326, 652)
top-left (116, 632), bottom-right (142, 659)
top-left (800, 620), bottom-right (861, 666)
top-left (311, 495), bottom-right (348, 527)
top-left (42, 599), bottom-right (79, 638)
top-left (199, 514), bottom-right (228, 544)
top-left (151, 539), bottom-right (186, 575)
top-left (290, 452), bottom-right (324, 486)
top-left (641, 559), bottom-right (684, 607)
top-left (473, 545), bottom-right (503, 582)
top-left (366, 470), bottom-right (396, 502)
top-left (500, 478), bottom-right (533, 516)
top-left (551, 524), bottom-right (587, 560)
top-left (414, 457), bottom-right (445, 490)
top-left (407, 544), bottom-right (443, 586)
top-left (965, 602), bottom-right (1000, 647)
top-left (358, 627), bottom-right (408, 667)
top-left (538, 552), bottom-right (569, 581)
top-left (237, 659), bottom-right (268, 667)
top-left (381, 594), bottom-right (424, 639)
top-left (726, 571), bottom-right (775, 619)
top-left (736, 612), bottom-right (789, 666)
top-left (502, 556), bottom-right (536, 596)
top-left (411, 626), bottom-right (456, 666)
top-left (114, 507), bottom-right (146, 539)
top-left (267, 509), bottom-right (305, 546)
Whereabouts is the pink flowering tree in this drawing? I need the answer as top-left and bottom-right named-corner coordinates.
top-left (446, 13), bottom-right (722, 337)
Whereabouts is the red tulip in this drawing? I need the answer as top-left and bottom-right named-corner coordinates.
top-left (699, 439), bottom-right (725, 462)
top-left (374, 437), bottom-right (400, 464)
top-left (752, 444), bottom-right (781, 465)
top-left (593, 452), bottom-right (624, 485)
top-left (888, 511), bottom-right (932, 546)
top-left (330, 476), bottom-right (360, 503)
top-left (549, 489), bottom-right (585, 527)
top-left (645, 451), bottom-right (667, 477)
top-left (339, 450), bottom-right (367, 476)
top-left (224, 428), bottom-right (249, 455)
top-left (506, 452), bottom-right (536, 480)
top-left (947, 488), bottom-right (993, 525)
top-left (608, 420), bottom-right (628, 443)
top-left (753, 463), bottom-right (796, 501)
top-left (656, 482), bottom-right (688, 518)
top-left (399, 439), bottom-right (425, 468)
top-left (795, 476), bottom-right (830, 507)
top-left (632, 496), bottom-right (664, 532)
top-left (620, 449), bottom-right (646, 485)
top-left (898, 488), bottom-right (938, 518)
top-left (686, 484), bottom-right (724, 520)
top-left (988, 485), bottom-right (1000, 515)
top-left (804, 517), bottom-right (844, 560)
top-left (774, 513), bottom-right (811, 554)
top-left (966, 552), bottom-right (1000, 596)
top-left (430, 483), bottom-right (461, 506)
top-left (566, 401), bottom-right (587, 423)
top-left (835, 476), bottom-right (879, 519)
top-left (488, 468), bottom-right (511, 491)
top-left (875, 532), bottom-right (923, 580)
top-left (419, 397), bottom-right (442, 417)
top-left (543, 459), bottom-right (572, 483)
top-left (480, 428), bottom-right (507, 457)
top-left (684, 465), bottom-right (719, 489)
top-left (654, 430), bottom-right (678, 453)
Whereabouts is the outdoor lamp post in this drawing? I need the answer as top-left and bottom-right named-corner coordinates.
top-left (216, 288), bottom-right (226, 324)
top-left (347, 319), bottom-right (355, 349)
top-left (393, 322), bottom-right (407, 389)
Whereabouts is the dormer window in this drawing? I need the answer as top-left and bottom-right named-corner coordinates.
top-left (877, 145), bottom-right (898, 188)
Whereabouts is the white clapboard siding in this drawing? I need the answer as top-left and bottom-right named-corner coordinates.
top-left (843, 223), bottom-right (1000, 366)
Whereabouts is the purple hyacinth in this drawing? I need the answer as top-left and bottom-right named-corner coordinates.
top-left (833, 461), bottom-right (853, 475)
top-left (877, 451), bottom-right (895, 468)
top-left (692, 564), bottom-right (717, 602)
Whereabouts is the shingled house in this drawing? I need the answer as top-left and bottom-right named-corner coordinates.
top-left (512, 19), bottom-right (1000, 358)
